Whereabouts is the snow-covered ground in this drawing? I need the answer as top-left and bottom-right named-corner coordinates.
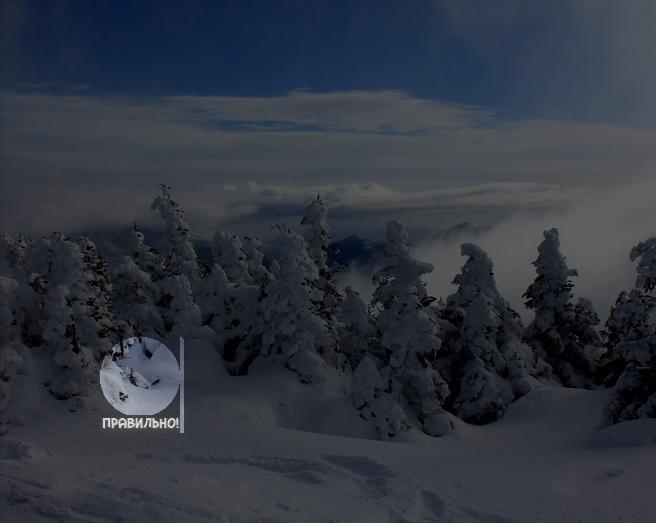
top-left (2, 338), bottom-right (655, 522)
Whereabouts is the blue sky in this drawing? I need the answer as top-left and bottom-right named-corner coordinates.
top-left (1, 1), bottom-right (656, 238)
top-left (5, 0), bottom-right (655, 123)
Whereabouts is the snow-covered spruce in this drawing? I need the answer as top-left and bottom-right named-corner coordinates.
top-left (369, 221), bottom-right (451, 437)
top-left (0, 233), bottom-right (28, 278)
top-left (444, 243), bottom-right (546, 424)
top-left (150, 186), bottom-right (204, 336)
top-left (351, 355), bottom-right (409, 439)
top-left (43, 284), bottom-right (95, 399)
top-left (159, 274), bottom-right (202, 336)
top-left (259, 227), bottom-right (332, 383)
top-left (76, 236), bottom-right (116, 357)
top-left (0, 277), bottom-right (25, 432)
top-left (452, 293), bottom-right (509, 424)
top-left (111, 255), bottom-right (165, 339)
top-left (604, 237), bottom-right (656, 426)
top-left (241, 235), bottom-right (272, 288)
top-left (339, 286), bottom-right (377, 370)
top-left (301, 194), bottom-right (330, 272)
top-left (300, 194), bottom-right (343, 366)
top-left (127, 224), bottom-right (165, 281)
top-left (600, 289), bottom-right (654, 385)
top-left (523, 228), bottom-right (603, 388)
top-left (0, 233), bottom-right (44, 346)
top-left (212, 231), bottom-right (254, 287)
top-left (37, 234), bottom-right (116, 367)
top-left (202, 227), bottom-right (271, 374)
top-left (150, 184), bottom-right (200, 282)
top-left (203, 261), bottom-right (264, 376)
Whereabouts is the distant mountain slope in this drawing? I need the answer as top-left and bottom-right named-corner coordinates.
top-left (76, 223), bottom-right (483, 272)
top-left (327, 236), bottom-right (386, 271)
top-left (430, 222), bottom-right (489, 243)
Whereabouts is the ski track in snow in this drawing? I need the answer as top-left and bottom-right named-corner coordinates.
top-left (2, 342), bottom-right (656, 522)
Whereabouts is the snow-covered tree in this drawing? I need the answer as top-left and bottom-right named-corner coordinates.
top-left (0, 277), bottom-right (25, 432)
top-left (339, 287), bottom-right (377, 369)
top-left (111, 255), bottom-right (165, 338)
top-left (351, 355), bottom-right (408, 439)
top-left (604, 238), bottom-right (656, 425)
top-left (300, 195), bottom-right (342, 360)
top-left (523, 228), bottom-right (603, 388)
top-left (150, 186), bottom-right (204, 335)
top-left (21, 233), bottom-right (111, 398)
top-left (159, 274), bottom-right (202, 336)
top-left (241, 235), bottom-right (272, 288)
top-left (35, 234), bottom-right (116, 361)
top-left (76, 236), bottom-right (115, 357)
top-left (202, 228), bottom-right (271, 374)
top-left (445, 243), bottom-right (545, 423)
top-left (203, 261), bottom-right (263, 375)
top-left (301, 194), bottom-right (330, 268)
top-left (604, 290), bottom-right (654, 349)
top-left (128, 224), bottom-right (164, 280)
top-left (43, 284), bottom-right (94, 399)
top-left (212, 231), bottom-right (253, 286)
top-left (632, 237), bottom-right (656, 292)
top-left (150, 184), bottom-right (199, 282)
top-left (452, 293), bottom-right (510, 423)
top-left (0, 233), bottom-right (27, 278)
top-left (370, 221), bottom-right (451, 436)
top-left (600, 289), bottom-right (653, 385)
top-left (0, 233), bottom-right (41, 345)
top-left (260, 227), bottom-right (330, 383)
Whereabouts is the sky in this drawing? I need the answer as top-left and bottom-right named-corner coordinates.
top-left (1, 1), bottom-right (655, 248)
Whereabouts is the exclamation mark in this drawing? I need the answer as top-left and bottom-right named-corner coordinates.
top-left (180, 336), bottom-right (185, 434)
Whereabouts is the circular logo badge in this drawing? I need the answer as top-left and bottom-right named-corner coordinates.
top-left (100, 337), bottom-right (181, 415)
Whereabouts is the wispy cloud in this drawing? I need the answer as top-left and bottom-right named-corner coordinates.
top-left (1, 89), bottom-right (655, 236)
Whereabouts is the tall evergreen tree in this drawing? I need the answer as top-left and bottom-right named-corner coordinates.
top-left (351, 355), bottom-right (408, 439)
top-left (43, 284), bottom-right (94, 399)
top-left (339, 287), bottom-right (377, 370)
top-left (523, 228), bottom-right (603, 388)
top-left (212, 231), bottom-right (254, 286)
top-left (204, 261), bottom-right (263, 375)
top-left (0, 233), bottom-right (40, 345)
top-left (300, 195), bottom-right (343, 363)
top-left (150, 186), bottom-right (203, 335)
top-left (0, 233), bottom-right (27, 277)
top-left (241, 235), bottom-right (272, 288)
top-left (203, 229), bottom-right (271, 374)
top-left (260, 227), bottom-right (330, 383)
top-left (604, 238), bottom-right (656, 425)
top-left (151, 184), bottom-right (200, 282)
top-left (76, 236), bottom-right (116, 357)
top-left (128, 224), bottom-right (164, 280)
top-left (370, 221), bottom-right (451, 436)
top-left (40, 234), bottom-right (115, 361)
top-left (446, 243), bottom-right (546, 423)
top-left (111, 255), bottom-right (165, 338)
top-left (0, 277), bottom-right (25, 432)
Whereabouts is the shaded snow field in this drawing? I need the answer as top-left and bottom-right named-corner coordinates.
top-left (99, 337), bottom-right (181, 416)
top-left (2, 338), bottom-right (655, 522)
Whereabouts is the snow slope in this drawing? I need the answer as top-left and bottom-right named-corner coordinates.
top-left (2, 337), bottom-right (655, 522)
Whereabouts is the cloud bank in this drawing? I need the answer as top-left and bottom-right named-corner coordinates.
top-left (414, 178), bottom-right (656, 322)
top-left (1, 89), bottom-right (655, 237)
